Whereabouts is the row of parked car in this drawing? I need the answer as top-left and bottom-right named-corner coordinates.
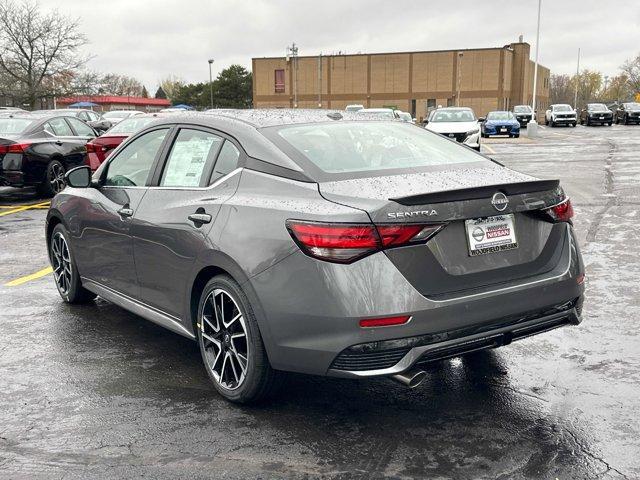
top-left (344, 101), bottom-right (640, 151)
top-left (0, 108), bottom-right (165, 196)
top-left (544, 102), bottom-right (640, 127)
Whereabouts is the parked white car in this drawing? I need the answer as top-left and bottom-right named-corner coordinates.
top-left (424, 107), bottom-right (481, 151)
top-left (395, 111), bottom-right (415, 123)
top-left (545, 104), bottom-right (577, 127)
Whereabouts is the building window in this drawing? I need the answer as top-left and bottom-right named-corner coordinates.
top-left (275, 69), bottom-right (285, 93)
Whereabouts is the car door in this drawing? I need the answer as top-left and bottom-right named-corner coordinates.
top-left (131, 126), bottom-right (243, 319)
top-left (73, 127), bottom-right (172, 297)
top-left (62, 116), bottom-right (98, 169)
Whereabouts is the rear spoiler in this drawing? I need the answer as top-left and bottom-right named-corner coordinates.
top-left (390, 179), bottom-right (560, 206)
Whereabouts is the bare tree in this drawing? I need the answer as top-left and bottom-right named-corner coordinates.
top-left (549, 74), bottom-right (574, 105)
top-left (620, 53), bottom-right (640, 96)
top-left (0, 0), bottom-right (88, 108)
top-left (158, 75), bottom-right (184, 102)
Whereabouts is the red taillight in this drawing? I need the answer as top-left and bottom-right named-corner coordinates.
top-left (85, 142), bottom-right (97, 153)
top-left (0, 142), bottom-right (30, 154)
top-left (286, 220), bottom-right (444, 263)
top-left (544, 198), bottom-right (574, 222)
top-left (359, 315), bottom-right (411, 328)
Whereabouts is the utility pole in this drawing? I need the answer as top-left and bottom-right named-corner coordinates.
top-left (318, 52), bottom-right (322, 108)
top-left (287, 43), bottom-right (299, 108)
top-left (574, 48), bottom-right (580, 110)
top-left (528, 0), bottom-right (542, 137)
top-left (208, 59), bottom-right (215, 110)
top-left (456, 52), bottom-right (463, 107)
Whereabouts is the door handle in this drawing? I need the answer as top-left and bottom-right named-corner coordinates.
top-left (118, 207), bottom-right (134, 218)
top-left (188, 213), bottom-right (212, 225)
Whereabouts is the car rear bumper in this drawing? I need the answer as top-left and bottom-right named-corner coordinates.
top-left (249, 223), bottom-right (585, 377)
top-left (0, 170), bottom-right (24, 186)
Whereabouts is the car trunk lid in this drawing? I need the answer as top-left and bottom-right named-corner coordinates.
top-left (318, 165), bottom-right (567, 298)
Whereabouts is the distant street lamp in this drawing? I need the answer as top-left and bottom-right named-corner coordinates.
top-left (287, 43), bottom-right (299, 108)
top-left (208, 58), bottom-right (214, 110)
top-left (456, 52), bottom-right (463, 107)
top-left (527, 0), bottom-right (542, 138)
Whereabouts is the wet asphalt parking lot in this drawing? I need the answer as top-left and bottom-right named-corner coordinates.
top-left (1, 124), bottom-right (639, 479)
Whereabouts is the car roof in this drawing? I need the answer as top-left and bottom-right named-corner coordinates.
top-left (200, 108), bottom-right (390, 127)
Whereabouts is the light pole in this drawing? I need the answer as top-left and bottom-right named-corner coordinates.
top-left (527, 0), bottom-right (542, 138)
top-left (573, 48), bottom-right (580, 110)
top-left (287, 43), bottom-right (299, 108)
top-left (208, 58), bottom-right (214, 110)
top-left (456, 52), bottom-right (463, 107)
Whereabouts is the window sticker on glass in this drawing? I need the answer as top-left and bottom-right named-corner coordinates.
top-left (161, 130), bottom-right (222, 187)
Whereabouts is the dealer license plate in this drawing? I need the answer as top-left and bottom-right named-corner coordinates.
top-left (500, 127), bottom-right (507, 133)
top-left (465, 214), bottom-right (518, 256)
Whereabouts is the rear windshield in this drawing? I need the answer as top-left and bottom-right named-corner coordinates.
top-left (107, 117), bottom-right (156, 134)
top-left (0, 118), bottom-right (33, 135)
top-left (271, 121), bottom-right (488, 177)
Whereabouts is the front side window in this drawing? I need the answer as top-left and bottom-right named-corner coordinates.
top-left (66, 117), bottom-right (95, 137)
top-left (105, 128), bottom-right (169, 187)
top-left (210, 141), bottom-right (240, 184)
top-left (160, 129), bottom-right (223, 187)
top-left (274, 121), bottom-right (487, 175)
top-left (46, 117), bottom-right (74, 136)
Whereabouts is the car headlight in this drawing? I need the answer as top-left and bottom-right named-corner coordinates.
top-left (467, 128), bottom-right (480, 135)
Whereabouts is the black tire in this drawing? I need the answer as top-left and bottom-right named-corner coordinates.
top-left (586, 117), bottom-right (590, 126)
top-left (624, 115), bottom-right (629, 125)
top-left (514, 133), bottom-right (520, 138)
top-left (572, 122), bottom-right (577, 127)
top-left (550, 120), bottom-right (555, 127)
top-left (49, 223), bottom-right (96, 303)
top-left (197, 274), bottom-right (282, 404)
top-left (38, 159), bottom-right (66, 197)
top-left (607, 122), bottom-right (612, 126)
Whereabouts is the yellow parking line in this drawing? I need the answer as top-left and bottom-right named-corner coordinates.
top-left (483, 144), bottom-right (496, 154)
top-left (5, 266), bottom-right (53, 287)
top-left (0, 201), bottom-right (50, 217)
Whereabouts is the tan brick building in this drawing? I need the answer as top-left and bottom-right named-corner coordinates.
top-left (252, 41), bottom-right (550, 121)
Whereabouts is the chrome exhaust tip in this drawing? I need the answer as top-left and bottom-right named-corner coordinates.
top-left (390, 368), bottom-right (427, 388)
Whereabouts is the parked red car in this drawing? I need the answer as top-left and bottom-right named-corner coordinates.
top-left (85, 114), bottom-right (163, 170)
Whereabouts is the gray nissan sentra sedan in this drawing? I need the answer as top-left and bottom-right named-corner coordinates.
top-left (46, 109), bottom-right (585, 403)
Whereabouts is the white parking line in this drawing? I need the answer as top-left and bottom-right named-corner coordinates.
top-left (483, 144), bottom-right (496, 154)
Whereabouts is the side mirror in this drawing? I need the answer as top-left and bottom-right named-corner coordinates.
top-left (65, 166), bottom-right (92, 188)
top-left (478, 117), bottom-right (485, 122)
top-left (423, 120), bottom-right (429, 125)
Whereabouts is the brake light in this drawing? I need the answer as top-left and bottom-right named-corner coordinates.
top-left (85, 142), bottom-right (97, 153)
top-left (0, 142), bottom-right (30, 154)
top-left (286, 220), bottom-right (444, 263)
top-left (544, 198), bottom-right (574, 222)
top-left (359, 315), bottom-right (411, 328)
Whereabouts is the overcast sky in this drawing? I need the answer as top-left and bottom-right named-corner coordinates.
top-left (42, 0), bottom-right (640, 90)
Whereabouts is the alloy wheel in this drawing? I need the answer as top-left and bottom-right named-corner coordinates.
top-left (51, 232), bottom-right (72, 295)
top-left (49, 162), bottom-right (66, 194)
top-left (201, 288), bottom-right (249, 390)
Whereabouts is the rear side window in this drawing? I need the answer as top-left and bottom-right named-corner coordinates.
top-left (210, 141), bottom-right (240, 184)
top-left (273, 121), bottom-right (487, 175)
top-left (0, 119), bottom-right (32, 135)
top-left (105, 128), bottom-right (169, 187)
top-left (66, 117), bottom-right (95, 136)
top-left (160, 129), bottom-right (223, 187)
top-left (46, 118), bottom-right (73, 136)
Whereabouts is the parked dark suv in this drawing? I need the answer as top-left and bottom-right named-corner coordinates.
top-left (0, 114), bottom-right (97, 196)
top-left (614, 102), bottom-right (640, 125)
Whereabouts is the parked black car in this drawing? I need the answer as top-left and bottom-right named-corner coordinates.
top-left (0, 114), bottom-right (97, 196)
top-left (614, 102), bottom-right (640, 125)
top-left (579, 103), bottom-right (613, 126)
top-left (512, 105), bottom-right (534, 127)
top-left (31, 108), bottom-right (112, 133)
